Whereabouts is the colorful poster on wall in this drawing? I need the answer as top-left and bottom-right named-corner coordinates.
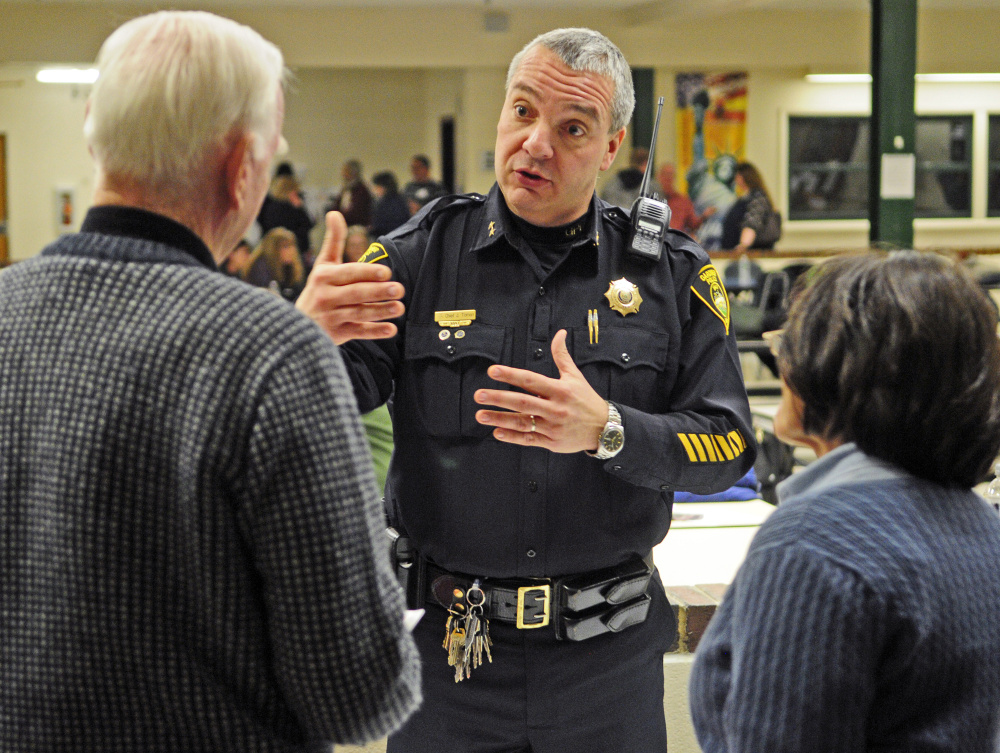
top-left (675, 72), bottom-right (748, 249)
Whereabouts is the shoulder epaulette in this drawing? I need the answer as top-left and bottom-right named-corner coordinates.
top-left (601, 204), bottom-right (632, 233)
top-left (603, 204), bottom-right (704, 262)
top-left (665, 229), bottom-right (705, 260)
top-left (423, 193), bottom-right (486, 226)
top-left (386, 193), bottom-right (486, 241)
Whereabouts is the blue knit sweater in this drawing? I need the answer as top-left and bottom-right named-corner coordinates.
top-left (690, 443), bottom-right (1000, 752)
top-left (0, 208), bottom-right (420, 752)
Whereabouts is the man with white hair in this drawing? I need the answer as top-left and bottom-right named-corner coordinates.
top-left (0, 11), bottom-right (419, 752)
top-left (299, 27), bottom-right (754, 752)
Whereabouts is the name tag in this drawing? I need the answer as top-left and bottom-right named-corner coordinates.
top-left (435, 309), bottom-right (476, 328)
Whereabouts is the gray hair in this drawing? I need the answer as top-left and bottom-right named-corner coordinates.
top-left (84, 11), bottom-right (286, 200)
top-left (506, 28), bottom-right (635, 134)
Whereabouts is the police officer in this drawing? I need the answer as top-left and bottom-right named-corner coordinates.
top-left (297, 27), bottom-right (755, 753)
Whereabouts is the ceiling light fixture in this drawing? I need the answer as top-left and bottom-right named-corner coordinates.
top-left (806, 72), bottom-right (1000, 83)
top-left (36, 68), bottom-right (99, 84)
top-left (805, 74), bottom-right (872, 83)
top-left (915, 73), bottom-right (1000, 82)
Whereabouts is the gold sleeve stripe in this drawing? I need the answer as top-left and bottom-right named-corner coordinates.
top-left (700, 434), bottom-right (718, 462)
top-left (678, 433), bottom-right (698, 462)
top-left (714, 434), bottom-right (735, 461)
top-left (678, 431), bottom-right (747, 463)
top-left (728, 430), bottom-right (745, 453)
top-left (709, 434), bottom-right (724, 459)
top-left (688, 434), bottom-right (709, 462)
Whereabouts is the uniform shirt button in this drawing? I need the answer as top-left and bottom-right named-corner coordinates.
top-left (661, 485), bottom-right (670, 491)
top-left (446, 344), bottom-right (456, 355)
top-left (527, 480), bottom-right (538, 492)
top-left (538, 286), bottom-right (546, 296)
top-left (533, 347), bottom-right (544, 360)
top-left (526, 549), bottom-right (537, 558)
top-left (613, 465), bottom-right (622, 472)
top-left (621, 353), bottom-right (630, 363)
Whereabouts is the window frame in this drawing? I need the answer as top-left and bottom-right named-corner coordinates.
top-left (988, 113), bottom-right (1000, 218)
top-left (786, 113), bottom-right (976, 222)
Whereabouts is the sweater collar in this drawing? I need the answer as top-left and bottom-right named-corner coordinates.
top-left (80, 205), bottom-right (217, 270)
top-left (777, 443), bottom-right (910, 504)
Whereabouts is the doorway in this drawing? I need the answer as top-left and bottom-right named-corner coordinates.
top-left (440, 117), bottom-right (455, 194)
top-left (0, 134), bottom-right (7, 264)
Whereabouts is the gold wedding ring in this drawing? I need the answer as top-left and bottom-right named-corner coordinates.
top-left (530, 415), bottom-right (536, 433)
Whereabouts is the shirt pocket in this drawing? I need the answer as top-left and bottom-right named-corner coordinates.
top-left (571, 325), bottom-right (670, 412)
top-left (403, 322), bottom-right (511, 438)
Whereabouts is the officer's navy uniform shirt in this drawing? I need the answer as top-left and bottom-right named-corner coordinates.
top-left (341, 184), bottom-right (755, 579)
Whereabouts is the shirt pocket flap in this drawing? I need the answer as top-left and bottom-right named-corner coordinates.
top-left (405, 322), bottom-right (507, 364)
top-left (572, 325), bottom-right (669, 371)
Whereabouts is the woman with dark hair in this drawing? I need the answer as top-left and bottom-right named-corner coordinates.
top-left (689, 251), bottom-right (1000, 752)
top-left (721, 161), bottom-right (781, 250)
top-left (370, 170), bottom-right (411, 238)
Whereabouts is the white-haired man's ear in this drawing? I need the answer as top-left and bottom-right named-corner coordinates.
top-left (222, 132), bottom-right (258, 213)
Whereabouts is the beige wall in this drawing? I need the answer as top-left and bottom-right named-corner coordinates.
top-left (0, 65), bottom-right (93, 260)
top-left (1, 1), bottom-right (999, 259)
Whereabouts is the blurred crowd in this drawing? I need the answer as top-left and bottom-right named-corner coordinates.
top-left (224, 154), bottom-right (448, 301)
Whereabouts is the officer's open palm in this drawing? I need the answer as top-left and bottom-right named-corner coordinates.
top-left (295, 211), bottom-right (405, 345)
top-left (474, 329), bottom-right (609, 454)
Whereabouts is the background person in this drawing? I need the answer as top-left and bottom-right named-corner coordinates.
top-left (0, 11), bottom-right (419, 752)
top-left (257, 172), bottom-right (314, 264)
top-left (370, 171), bottom-right (411, 238)
top-left (344, 224), bottom-right (373, 263)
top-left (248, 226), bottom-right (306, 301)
top-left (402, 154), bottom-right (446, 215)
top-left (690, 251), bottom-right (1000, 753)
top-left (657, 161), bottom-right (703, 236)
top-left (222, 237), bottom-right (253, 278)
top-left (297, 27), bottom-right (754, 753)
top-left (327, 158), bottom-right (373, 227)
top-left (600, 145), bottom-right (648, 210)
top-left (720, 160), bottom-right (781, 251)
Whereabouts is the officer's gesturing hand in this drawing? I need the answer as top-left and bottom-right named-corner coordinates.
top-left (474, 329), bottom-right (609, 453)
top-left (295, 211), bottom-right (405, 345)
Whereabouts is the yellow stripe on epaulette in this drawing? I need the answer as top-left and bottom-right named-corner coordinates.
top-left (678, 430), bottom-right (747, 463)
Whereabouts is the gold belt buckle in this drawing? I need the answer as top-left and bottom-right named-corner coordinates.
top-left (516, 584), bottom-right (551, 629)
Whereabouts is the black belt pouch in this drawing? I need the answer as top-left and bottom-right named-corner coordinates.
top-left (559, 554), bottom-right (653, 613)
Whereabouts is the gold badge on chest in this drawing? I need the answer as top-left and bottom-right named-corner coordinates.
top-left (605, 278), bottom-right (643, 316)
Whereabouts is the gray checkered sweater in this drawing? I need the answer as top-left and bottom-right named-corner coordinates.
top-left (0, 223), bottom-right (420, 751)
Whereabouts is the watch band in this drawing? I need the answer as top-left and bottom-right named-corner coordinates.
top-left (586, 401), bottom-right (625, 460)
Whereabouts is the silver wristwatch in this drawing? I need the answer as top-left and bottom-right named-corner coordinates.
top-left (586, 401), bottom-right (624, 460)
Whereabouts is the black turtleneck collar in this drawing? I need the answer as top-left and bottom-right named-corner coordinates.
top-left (80, 205), bottom-right (217, 270)
top-left (507, 206), bottom-right (593, 249)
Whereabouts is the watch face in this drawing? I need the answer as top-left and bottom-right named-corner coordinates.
top-left (601, 427), bottom-right (624, 453)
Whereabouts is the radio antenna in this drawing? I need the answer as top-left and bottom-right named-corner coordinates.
top-left (637, 97), bottom-right (665, 201)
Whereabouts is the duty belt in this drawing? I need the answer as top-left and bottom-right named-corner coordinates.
top-left (421, 554), bottom-right (654, 642)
